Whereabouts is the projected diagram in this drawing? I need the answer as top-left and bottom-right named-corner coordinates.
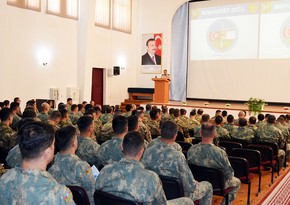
top-left (207, 19), bottom-right (238, 52)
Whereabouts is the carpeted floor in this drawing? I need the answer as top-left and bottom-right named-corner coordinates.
top-left (257, 169), bottom-right (290, 205)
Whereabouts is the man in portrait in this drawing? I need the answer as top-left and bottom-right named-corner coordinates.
top-left (142, 38), bottom-right (161, 65)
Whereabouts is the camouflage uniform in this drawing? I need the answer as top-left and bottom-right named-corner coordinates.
top-left (141, 140), bottom-right (213, 204)
top-left (48, 121), bottom-right (61, 131)
top-left (6, 144), bottom-right (21, 168)
top-left (58, 120), bottom-right (73, 129)
top-left (0, 123), bottom-right (17, 150)
top-left (96, 158), bottom-right (193, 205)
top-left (247, 125), bottom-right (258, 137)
top-left (188, 118), bottom-right (200, 130)
top-left (146, 119), bottom-right (160, 136)
top-left (139, 121), bottom-right (152, 142)
top-left (69, 113), bottom-right (79, 125)
top-left (37, 112), bottom-right (49, 123)
top-left (100, 113), bottom-right (113, 125)
top-left (76, 136), bottom-right (100, 166)
top-left (11, 114), bottom-right (21, 131)
top-left (275, 123), bottom-right (289, 142)
top-left (95, 137), bottom-right (123, 168)
top-left (76, 111), bottom-right (83, 118)
top-left (48, 108), bottom-right (55, 115)
top-left (187, 143), bottom-right (241, 205)
top-left (180, 115), bottom-right (190, 125)
top-left (147, 136), bottom-right (182, 152)
top-left (216, 126), bottom-right (231, 139)
top-left (174, 118), bottom-right (189, 138)
top-left (48, 153), bottom-right (96, 204)
top-left (255, 121), bottom-right (266, 128)
top-left (195, 115), bottom-right (202, 123)
top-left (94, 118), bottom-right (102, 139)
top-left (222, 123), bottom-right (237, 135)
top-left (256, 123), bottom-right (286, 168)
top-left (124, 112), bottom-right (132, 118)
top-left (161, 113), bottom-right (172, 121)
top-left (0, 165), bottom-right (75, 204)
top-left (231, 126), bottom-right (254, 143)
top-left (99, 121), bottom-right (114, 141)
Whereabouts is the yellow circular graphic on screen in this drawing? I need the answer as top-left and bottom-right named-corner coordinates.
top-left (280, 17), bottom-right (290, 49)
top-left (207, 19), bottom-right (238, 52)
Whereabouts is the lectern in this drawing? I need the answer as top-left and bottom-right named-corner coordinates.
top-left (152, 78), bottom-right (170, 103)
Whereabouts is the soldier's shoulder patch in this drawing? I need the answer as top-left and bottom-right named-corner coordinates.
top-left (63, 189), bottom-right (73, 203)
top-left (85, 165), bottom-right (91, 174)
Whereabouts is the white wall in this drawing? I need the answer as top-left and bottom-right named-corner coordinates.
top-left (1, 0), bottom-right (189, 106)
top-left (0, 0), bottom-right (139, 106)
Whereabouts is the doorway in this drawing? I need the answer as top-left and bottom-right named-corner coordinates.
top-left (91, 68), bottom-right (104, 106)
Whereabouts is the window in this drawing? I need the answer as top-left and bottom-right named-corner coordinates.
top-left (7, 0), bottom-right (41, 11)
top-left (112, 0), bottom-right (131, 33)
top-left (95, 0), bottom-right (111, 29)
top-left (95, 0), bottom-right (132, 34)
top-left (46, 0), bottom-right (78, 20)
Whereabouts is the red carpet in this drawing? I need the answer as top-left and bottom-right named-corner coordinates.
top-left (257, 169), bottom-right (290, 205)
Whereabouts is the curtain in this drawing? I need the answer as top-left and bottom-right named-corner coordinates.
top-left (170, 2), bottom-right (188, 101)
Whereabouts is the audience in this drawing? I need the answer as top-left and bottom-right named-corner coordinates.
top-left (96, 116), bottom-right (128, 168)
top-left (96, 131), bottom-right (193, 204)
top-left (75, 115), bottom-right (100, 166)
top-left (231, 118), bottom-right (255, 143)
top-left (142, 120), bottom-right (213, 204)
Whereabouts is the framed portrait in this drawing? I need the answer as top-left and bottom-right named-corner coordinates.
top-left (141, 33), bottom-right (162, 74)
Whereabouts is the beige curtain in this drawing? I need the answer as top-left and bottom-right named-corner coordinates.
top-left (7, 0), bottom-right (40, 11)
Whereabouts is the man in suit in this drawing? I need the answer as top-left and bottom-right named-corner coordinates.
top-left (142, 38), bottom-right (161, 65)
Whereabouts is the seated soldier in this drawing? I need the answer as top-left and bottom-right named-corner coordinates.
top-left (147, 119), bottom-right (182, 152)
top-left (58, 109), bottom-right (72, 128)
top-left (173, 109), bottom-right (189, 138)
top-left (0, 121), bottom-right (75, 204)
top-left (136, 110), bottom-right (152, 142)
top-left (0, 108), bottom-right (17, 150)
top-left (142, 121), bottom-right (213, 204)
top-left (231, 118), bottom-right (255, 143)
top-left (100, 106), bottom-right (113, 125)
top-left (6, 117), bottom-right (36, 168)
top-left (10, 102), bottom-right (22, 131)
top-left (215, 115), bottom-right (231, 140)
top-left (147, 108), bottom-right (161, 137)
top-left (76, 115), bottom-right (100, 166)
top-left (95, 116), bottom-right (128, 168)
top-left (257, 115), bottom-right (286, 169)
top-left (48, 110), bottom-right (61, 131)
top-left (68, 104), bottom-right (79, 125)
top-left (37, 102), bottom-right (50, 123)
top-left (194, 114), bottom-right (210, 139)
top-left (48, 126), bottom-right (96, 204)
top-left (248, 116), bottom-right (258, 136)
top-left (188, 109), bottom-right (200, 130)
top-left (187, 123), bottom-right (241, 205)
top-left (96, 131), bottom-right (193, 205)
top-left (222, 114), bottom-right (237, 134)
top-left (256, 114), bottom-right (266, 128)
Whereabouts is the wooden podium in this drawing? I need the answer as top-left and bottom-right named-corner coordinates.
top-left (152, 78), bottom-right (170, 103)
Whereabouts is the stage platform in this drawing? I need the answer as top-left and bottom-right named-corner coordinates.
top-left (141, 99), bottom-right (290, 118)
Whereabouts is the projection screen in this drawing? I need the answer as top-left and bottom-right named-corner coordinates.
top-left (187, 0), bottom-right (290, 103)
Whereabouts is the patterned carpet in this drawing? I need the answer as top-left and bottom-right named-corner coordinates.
top-left (257, 169), bottom-right (290, 205)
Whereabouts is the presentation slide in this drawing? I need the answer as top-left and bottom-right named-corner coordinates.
top-left (190, 3), bottom-right (259, 60)
top-left (260, 1), bottom-right (290, 58)
top-left (187, 0), bottom-right (290, 103)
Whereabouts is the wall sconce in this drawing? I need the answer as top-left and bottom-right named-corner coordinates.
top-left (37, 48), bottom-right (50, 67)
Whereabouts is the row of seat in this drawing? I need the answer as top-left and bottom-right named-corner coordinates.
top-left (176, 140), bottom-right (283, 205)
